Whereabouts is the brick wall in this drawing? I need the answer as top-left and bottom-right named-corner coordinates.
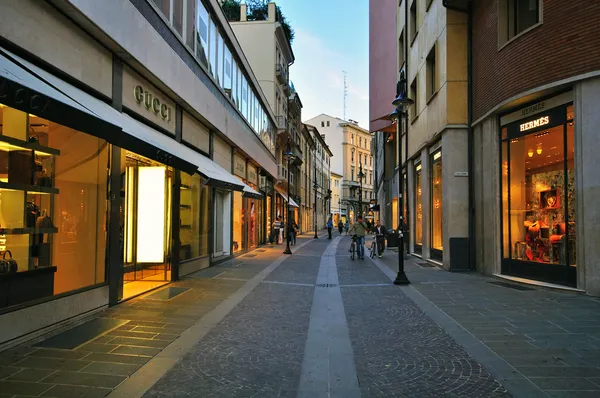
top-left (472, 0), bottom-right (600, 121)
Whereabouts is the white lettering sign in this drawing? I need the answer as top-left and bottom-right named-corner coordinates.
top-left (520, 116), bottom-right (550, 132)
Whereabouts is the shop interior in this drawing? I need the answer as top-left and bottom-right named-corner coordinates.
top-left (503, 105), bottom-right (576, 268)
top-left (431, 151), bottom-right (443, 259)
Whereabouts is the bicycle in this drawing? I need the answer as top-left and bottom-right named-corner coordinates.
top-left (369, 234), bottom-right (385, 259)
top-left (349, 235), bottom-right (358, 260)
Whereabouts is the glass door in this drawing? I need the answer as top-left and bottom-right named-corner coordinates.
top-left (121, 152), bottom-right (172, 299)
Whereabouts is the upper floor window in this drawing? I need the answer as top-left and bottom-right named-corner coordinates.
top-left (409, 0), bottom-right (418, 45)
top-left (426, 44), bottom-right (436, 99)
top-left (351, 134), bottom-right (354, 145)
top-left (327, 121), bottom-right (330, 127)
top-left (499, 0), bottom-right (541, 46)
top-left (410, 76), bottom-right (418, 121)
top-left (398, 30), bottom-right (405, 67)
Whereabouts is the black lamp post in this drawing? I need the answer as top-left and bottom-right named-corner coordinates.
top-left (283, 138), bottom-right (295, 255)
top-left (313, 157), bottom-right (318, 238)
top-left (391, 70), bottom-right (414, 285)
top-left (357, 162), bottom-right (365, 218)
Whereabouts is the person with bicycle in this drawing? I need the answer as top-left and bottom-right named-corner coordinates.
top-left (348, 215), bottom-right (368, 260)
top-left (373, 219), bottom-right (387, 258)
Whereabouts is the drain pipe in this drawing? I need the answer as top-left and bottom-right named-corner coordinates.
top-left (467, 2), bottom-right (474, 271)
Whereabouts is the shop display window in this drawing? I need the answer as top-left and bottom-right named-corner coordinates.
top-left (501, 104), bottom-right (576, 270)
top-left (392, 198), bottom-right (398, 230)
top-left (415, 164), bottom-right (423, 247)
top-left (431, 151), bottom-right (443, 256)
top-left (180, 172), bottom-right (209, 261)
top-left (0, 104), bottom-right (108, 309)
top-left (233, 190), bottom-right (244, 252)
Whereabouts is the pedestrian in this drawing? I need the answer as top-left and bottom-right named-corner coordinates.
top-left (344, 220), bottom-right (350, 235)
top-left (327, 217), bottom-right (333, 239)
top-left (273, 216), bottom-right (282, 244)
top-left (373, 219), bottom-right (387, 258)
top-left (338, 220), bottom-right (344, 234)
top-left (348, 215), bottom-right (368, 259)
top-left (289, 219), bottom-right (298, 246)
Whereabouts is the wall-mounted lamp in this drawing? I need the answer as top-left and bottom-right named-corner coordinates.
top-left (528, 149), bottom-right (534, 158)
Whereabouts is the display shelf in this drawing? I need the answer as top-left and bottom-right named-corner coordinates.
top-left (180, 224), bottom-right (192, 229)
top-left (0, 265), bottom-right (56, 279)
top-left (180, 204), bottom-right (191, 209)
top-left (0, 134), bottom-right (60, 156)
top-left (0, 227), bottom-right (58, 235)
top-left (181, 184), bottom-right (191, 190)
top-left (0, 182), bottom-right (59, 195)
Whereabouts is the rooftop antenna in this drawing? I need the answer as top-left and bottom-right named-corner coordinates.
top-left (342, 70), bottom-right (348, 121)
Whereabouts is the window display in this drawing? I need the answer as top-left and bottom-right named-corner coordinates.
top-left (233, 190), bottom-right (244, 252)
top-left (180, 172), bottom-right (209, 261)
top-left (501, 103), bottom-right (576, 285)
top-left (415, 163), bottom-right (423, 250)
top-left (431, 150), bottom-right (443, 259)
top-left (0, 103), bottom-right (108, 308)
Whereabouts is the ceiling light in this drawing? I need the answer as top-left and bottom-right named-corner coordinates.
top-left (528, 149), bottom-right (534, 158)
top-left (537, 147), bottom-right (542, 155)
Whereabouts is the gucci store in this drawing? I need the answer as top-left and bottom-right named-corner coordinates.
top-left (499, 93), bottom-right (576, 287)
top-left (232, 153), bottom-right (263, 254)
top-left (0, 48), bottom-right (247, 346)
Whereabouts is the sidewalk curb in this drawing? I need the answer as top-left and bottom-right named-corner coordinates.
top-left (370, 257), bottom-right (549, 398)
top-left (108, 235), bottom-right (325, 398)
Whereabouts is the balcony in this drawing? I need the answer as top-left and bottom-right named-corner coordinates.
top-left (292, 145), bottom-right (303, 166)
top-left (278, 164), bottom-right (288, 182)
top-left (276, 63), bottom-right (287, 84)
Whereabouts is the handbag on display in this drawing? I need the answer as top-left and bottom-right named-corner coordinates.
top-left (1, 250), bottom-right (17, 273)
top-left (26, 202), bottom-right (40, 228)
top-left (36, 213), bottom-right (54, 229)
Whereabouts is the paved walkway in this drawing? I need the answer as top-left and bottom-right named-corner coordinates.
top-left (0, 233), bottom-right (598, 397)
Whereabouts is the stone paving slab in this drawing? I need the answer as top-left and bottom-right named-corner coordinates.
top-left (0, 236), bottom-right (321, 398)
top-left (377, 252), bottom-right (600, 397)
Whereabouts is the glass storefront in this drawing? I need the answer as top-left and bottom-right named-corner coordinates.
top-left (179, 172), bottom-right (209, 261)
top-left (0, 104), bottom-right (108, 309)
top-left (121, 151), bottom-right (173, 299)
top-left (430, 150), bottom-right (443, 261)
top-left (392, 197), bottom-right (398, 230)
top-left (213, 189), bottom-right (231, 258)
top-left (233, 190), bottom-right (244, 253)
top-left (501, 103), bottom-right (576, 286)
top-left (414, 163), bottom-right (423, 253)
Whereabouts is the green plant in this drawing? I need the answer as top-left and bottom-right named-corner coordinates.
top-left (220, 0), bottom-right (241, 21)
top-left (245, 0), bottom-right (294, 44)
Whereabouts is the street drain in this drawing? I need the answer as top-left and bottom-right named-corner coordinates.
top-left (488, 281), bottom-right (535, 291)
top-left (316, 283), bottom-right (338, 288)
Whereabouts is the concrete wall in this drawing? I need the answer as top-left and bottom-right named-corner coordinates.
top-left (0, 0), bottom-right (113, 97)
top-left (472, 116), bottom-right (502, 276)
top-left (60, 0), bottom-right (277, 177)
top-left (441, 128), bottom-right (469, 268)
top-left (575, 76), bottom-right (600, 295)
top-left (0, 286), bottom-right (109, 348)
top-left (304, 114), bottom-right (345, 176)
top-left (369, 0), bottom-right (398, 132)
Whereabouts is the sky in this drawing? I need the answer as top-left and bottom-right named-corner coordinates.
top-left (272, 0), bottom-right (369, 128)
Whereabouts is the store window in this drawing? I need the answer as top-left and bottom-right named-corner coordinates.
top-left (501, 103), bottom-right (576, 286)
top-left (392, 198), bottom-right (398, 230)
top-left (431, 150), bottom-right (443, 260)
top-left (233, 191), bottom-right (244, 252)
top-left (415, 163), bottom-right (423, 251)
top-left (0, 104), bottom-right (108, 309)
top-left (209, 18), bottom-right (217, 79)
top-left (403, 172), bottom-right (407, 224)
top-left (179, 173), bottom-right (209, 261)
top-left (195, 1), bottom-right (209, 67)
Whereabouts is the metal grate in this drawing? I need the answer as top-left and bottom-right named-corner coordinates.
top-left (488, 281), bottom-right (535, 291)
top-left (316, 283), bottom-right (338, 288)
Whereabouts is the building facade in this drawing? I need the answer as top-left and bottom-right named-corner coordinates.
top-left (330, 172), bottom-right (343, 224)
top-left (464, 0), bottom-right (600, 293)
top-left (228, 2), bottom-right (303, 235)
top-left (0, 0), bottom-right (279, 348)
top-left (304, 115), bottom-right (372, 224)
top-left (304, 125), bottom-right (332, 230)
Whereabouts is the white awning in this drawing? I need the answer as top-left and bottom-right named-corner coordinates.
top-left (243, 185), bottom-right (263, 199)
top-left (121, 115), bottom-right (244, 190)
top-left (0, 47), bottom-right (247, 188)
top-left (275, 187), bottom-right (299, 208)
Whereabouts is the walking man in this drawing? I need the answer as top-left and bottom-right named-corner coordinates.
top-left (348, 215), bottom-right (368, 259)
top-left (327, 217), bottom-right (333, 239)
top-left (373, 219), bottom-right (387, 258)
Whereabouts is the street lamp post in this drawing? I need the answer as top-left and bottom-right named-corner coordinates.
top-left (391, 70), bottom-right (413, 285)
top-left (357, 162), bottom-right (365, 218)
top-left (283, 138), bottom-right (295, 255)
top-left (313, 158), bottom-right (318, 239)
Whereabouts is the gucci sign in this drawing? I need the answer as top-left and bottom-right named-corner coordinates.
top-left (134, 85), bottom-right (172, 122)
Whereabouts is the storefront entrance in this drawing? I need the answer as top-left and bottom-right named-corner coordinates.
top-left (120, 151), bottom-right (173, 299)
top-left (500, 100), bottom-right (576, 287)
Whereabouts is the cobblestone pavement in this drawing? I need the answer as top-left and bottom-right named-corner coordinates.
top-left (337, 238), bottom-right (511, 398)
top-left (9, 233), bottom-right (600, 397)
top-left (377, 249), bottom-right (600, 398)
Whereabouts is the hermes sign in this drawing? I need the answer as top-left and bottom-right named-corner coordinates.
top-left (247, 164), bottom-right (258, 185)
top-left (123, 66), bottom-right (176, 134)
top-left (520, 116), bottom-right (550, 132)
top-left (234, 154), bottom-right (246, 178)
